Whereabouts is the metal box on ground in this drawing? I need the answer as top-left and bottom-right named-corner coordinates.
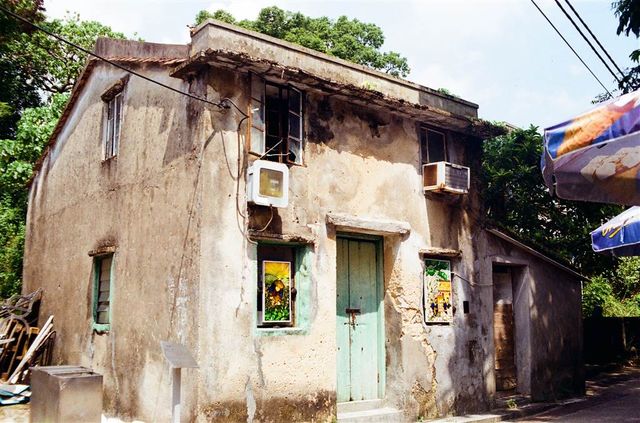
top-left (30, 366), bottom-right (102, 423)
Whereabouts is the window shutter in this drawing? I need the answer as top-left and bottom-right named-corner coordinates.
top-left (113, 94), bottom-right (122, 156)
top-left (249, 73), bottom-right (266, 155)
top-left (105, 101), bottom-right (114, 158)
top-left (287, 86), bottom-right (303, 164)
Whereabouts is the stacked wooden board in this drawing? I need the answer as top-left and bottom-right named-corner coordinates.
top-left (0, 290), bottom-right (54, 386)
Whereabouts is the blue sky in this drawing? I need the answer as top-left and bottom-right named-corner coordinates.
top-left (46, 0), bottom-right (640, 129)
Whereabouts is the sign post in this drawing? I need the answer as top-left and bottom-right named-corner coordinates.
top-left (161, 341), bottom-right (198, 423)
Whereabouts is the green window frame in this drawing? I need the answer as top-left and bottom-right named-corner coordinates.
top-left (93, 254), bottom-right (114, 332)
top-left (255, 242), bottom-right (312, 335)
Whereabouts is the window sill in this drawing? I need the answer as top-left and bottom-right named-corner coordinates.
top-left (256, 327), bottom-right (307, 337)
top-left (93, 323), bottom-right (110, 334)
top-left (101, 156), bottom-right (117, 165)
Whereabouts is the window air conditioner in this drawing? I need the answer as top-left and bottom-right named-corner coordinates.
top-left (247, 160), bottom-right (289, 208)
top-left (423, 161), bottom-right (470, 194)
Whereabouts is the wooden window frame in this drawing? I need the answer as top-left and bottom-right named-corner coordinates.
top-left (248, 73), bottom-right (304, 165)
top-left (103, 92), bottom-right (123, 160)
top-left (92, 253), bottom-right (114, 332)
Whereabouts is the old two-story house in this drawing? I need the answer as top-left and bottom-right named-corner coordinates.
top-left (23, 20), bottom-right (584, 422)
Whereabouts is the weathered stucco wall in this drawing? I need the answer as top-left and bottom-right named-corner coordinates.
top-left (24, 62), bottom-right (207, 421)
top-left (198, 66), bottom-right (491, 421)
top-left (24, 37), bottom-right (509, 423)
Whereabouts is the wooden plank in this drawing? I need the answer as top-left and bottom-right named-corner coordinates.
top-left (9, 315), bottom-right (53, 384)
top-left (493, 303), bottom-right (516, 391)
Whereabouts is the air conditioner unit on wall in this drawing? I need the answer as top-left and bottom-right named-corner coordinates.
top-left (247, 160), bottom-right (289, 208)
top-left (423, 161), bottom-right (470, 195)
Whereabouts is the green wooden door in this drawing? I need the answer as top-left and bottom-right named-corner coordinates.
top-left (337, 237), bottom-right (382, 402)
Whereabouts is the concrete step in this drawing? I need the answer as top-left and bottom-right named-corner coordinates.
top-left (337, 399), bottom-right (384, 414)
top-left (337, 406), bottom-right (404, 423)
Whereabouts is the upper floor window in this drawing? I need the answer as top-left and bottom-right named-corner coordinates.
top-left (101, 77), bottom-right (128, 160)
top-left (93, 253), bottom-right (114, 332)
top-left (104, 93), bottom-right (122, 159)
top-left (250, 73), bottom-right (303, 165)
top-left (420, 127), bottom-right (446, 164)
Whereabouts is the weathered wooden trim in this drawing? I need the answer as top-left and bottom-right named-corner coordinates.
top-left (101, 74), bottom-right (130, 101)
top-left (248, 231), bottom-right (315, 244)
top-left (419, 247), bottom-right (461, 257)
top-left (326, 213), bottom-right (411, 236)
top-left (88, 245), bottom-right (117, 257)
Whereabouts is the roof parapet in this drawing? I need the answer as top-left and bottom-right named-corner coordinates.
top-left (189, 19), bottom-right (478, 119)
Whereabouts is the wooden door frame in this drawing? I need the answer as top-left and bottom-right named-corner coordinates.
top-left (336, 233), bottom-right (386, 400)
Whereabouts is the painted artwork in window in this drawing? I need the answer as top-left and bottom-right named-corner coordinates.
top-left (424, 259), bottom-right (452, 324)
top-left (262, 260), bottom-right (292, 323)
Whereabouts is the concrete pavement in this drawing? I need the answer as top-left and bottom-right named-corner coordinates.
top-left (518, 366), bottom-right (640, 422)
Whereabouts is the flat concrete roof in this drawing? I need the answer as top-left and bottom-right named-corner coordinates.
top-left (187, 19), bottom-right (478, 120)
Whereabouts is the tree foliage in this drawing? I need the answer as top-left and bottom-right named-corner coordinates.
top-left (583, 268), bottom-right (640, 317)
top-left (611, 0), bottom-right (640, 93)
top-left (195, 6), bottom-right (410, 77)
top-left (482, 126), bottom-right (623, 276)
top-left (0, 0), bottom-right (45, 139)
top-left (0, 94), bottom-right (67, 297)
top-left (0, 10), bottom-right (127, 297)
top-left (3, 13), bottom-right (125, 95)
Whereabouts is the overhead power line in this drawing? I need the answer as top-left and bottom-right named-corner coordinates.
top-left (529, 0), bottom-right (613, 97)
top-left (554, 0), bottom-right (621, 83)
top-left (563, 0), bottom-right (625, 78)
top-left (0, 4), bottom-right (247, 116)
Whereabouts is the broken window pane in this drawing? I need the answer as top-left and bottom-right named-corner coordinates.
top-left (288, 138), bottom-right (302, 164)
top-left (288, 112), bottom-right (301, 140)
top-left (253, 81), bottom-right (304, 164)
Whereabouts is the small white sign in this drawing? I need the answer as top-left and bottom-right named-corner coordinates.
top-left (161, 341), bottom-right (198, 369)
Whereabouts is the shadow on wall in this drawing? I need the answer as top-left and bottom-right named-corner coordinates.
top-left (422, 194), bottom-right (493, 416)
top-left (527, 260), bottom-right (584, 401)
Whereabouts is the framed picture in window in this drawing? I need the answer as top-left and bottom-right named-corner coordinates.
top-left (262, 260), bottom-right (292, 324)
top-left (424, 259), bottom-right (452, 324)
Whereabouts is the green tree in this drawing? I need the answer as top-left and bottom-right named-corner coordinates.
top-left (0, 94), bottom-right (67, 297)
top-left (194, 6), bottom-right (410, 77)
top-left (0, 0), bottom-right (46, 139)
top-left (4, 13), bottom-right (125, 95)
top-left (612, 0), bottom-right (640, 93)
top-left (0, 11), bottom-right (127, 297)
top-left (482, 126), bottom-right (623, 276)
top-left (582, 272), bottom-right (640, 317)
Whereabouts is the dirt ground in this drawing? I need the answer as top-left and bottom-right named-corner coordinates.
top-left (0, 404), bottom-right (29, 423)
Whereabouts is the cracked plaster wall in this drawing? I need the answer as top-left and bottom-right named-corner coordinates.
top-left (24, 59), bottom-right (493, 422)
